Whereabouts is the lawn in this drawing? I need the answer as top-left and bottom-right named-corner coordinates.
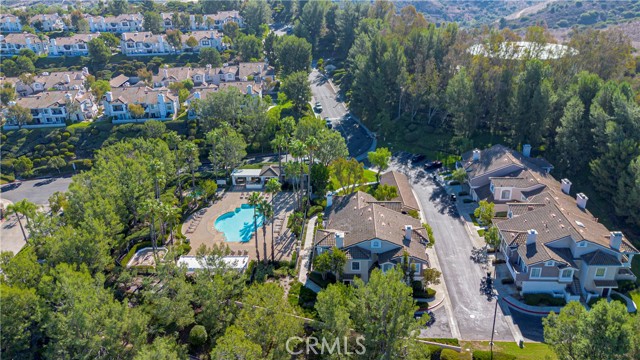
top-left (629, 290), bottom-right (640, 309)
top-left (329, 168), bottom-right (377, 192)
top-left (461, 341), bottom-right (557, 360)
top-left (239, 162), bottom-right (277, 169)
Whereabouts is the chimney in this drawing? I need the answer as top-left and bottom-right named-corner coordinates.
top-left (526, 229), bottom-right (538, 245)
top-left (335, 231), bottom-right (344, 248)
top-left (522, 144), bottom-right (531, 158)
top-left (105, 91), bottom-right (113, 101)
top-left (576, 193), bottom-right (588, 210)
top-left (64, 74), bottom-right (71, 83)
top-left (163, 68), bottom-right (168, 78)
top-left (246, 84), bottom-right (252, 95)
top-left (610, 231), bottom-right (623, 250)
top-left (561, 178), bottom-right (572, 195)
top-left (25, 36), bottom-right (31, 45)
top-left (87, 34), bottom-right (92, 41)
top-left (404, 225), bottom-right (413, 241)
top-left (193, 91), bottom-right (201, 100)
top-left (157, 93), bottom-right (165, 103)
top-left (472, 149), bottom-right (481, 162)
top-left (64, 92), bottom-right (72, 102)
top-left (82, 67), bottom-right (89, 75)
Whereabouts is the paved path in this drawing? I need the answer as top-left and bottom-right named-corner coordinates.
top-left (1, 176), bottom-right (72, 205)
top-left (299, 215), bottom-right (317, 287)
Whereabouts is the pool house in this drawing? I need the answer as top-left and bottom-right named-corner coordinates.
top-left (231, 165), bottom-right (281, 189)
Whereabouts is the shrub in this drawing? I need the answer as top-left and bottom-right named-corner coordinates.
top-left (523, 293), bottom-right (566, 307)
top-left (477, 229), bottom-right (485, 237)
top-left (449, 181), bottom-right (460, 186)
top-left (120, 241), bottom-right (152, 266)
top-left (493, 259), bottom-right (506, 265)
top-left (441, 349), bottom-right (463, 360)
top-left (472, 350), bottom-right (516, 360)
top-left (428, 346), bottom-right (442, 360)
top-left (610, 293), bottom-right (626, 305)
top-left (617, 280), bottom-right (637, 293)
top-left (308, 205), bottom-right (323, 217)
top-left (407, 209), bottom-right (420, 219)
top-left (501, 278), bottom-right (514, 284)
top-left (463, 199), bottom-right (475, 203)
top-left (458, 191), bottom-right (469, 196)
top-left (188, 325), bottom-right (207, 346)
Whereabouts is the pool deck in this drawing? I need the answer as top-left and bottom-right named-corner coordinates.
top-left (182, 188), bottom-right (297, 261)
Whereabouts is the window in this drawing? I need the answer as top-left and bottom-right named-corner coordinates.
top-left (371, 240), bottom-right (381, 249)
top-left (351, 261), bottom-right (360, 271)
top-left (561, 269), bottom-right (572, 278)
top-left (530, 268), bottom-right (541, 278)
top-left (414, 263), bottom-right (421, 274)
top-left (381, 263), bottom-right (393, 272)
top-left (595, 268), bottom-right (606, 278)
top-left (578, 242), bottom-right (587, 248)
top-left (501, 189), bottom-right (511, 200)
top-left (490, 183), bottom-right (494, 193)
top-left (545, 261), bottom-right (554, 267)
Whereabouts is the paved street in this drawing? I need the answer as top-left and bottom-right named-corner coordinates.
top-left (1, 176), bottom-right (73, 205)
top-left (308, 69), bottom-right (374, 159)
top-left (390, 155), bottom-right (529, 342)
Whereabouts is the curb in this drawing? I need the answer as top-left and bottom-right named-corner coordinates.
top-left (503, 296), bottom-right (557, 316)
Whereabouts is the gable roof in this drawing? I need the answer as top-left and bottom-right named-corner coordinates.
top-left (16, 90), bottom-right (84, 108)
top-left (106, 87), bottom-right (175, 104)
top-left (122, 31), bottom-right (162, 43)
top-left (379, 170), bottom-right (420, 211)
top-left (259, 164), bottom-right (280, 177)
top-left (2, 32), bottom-right (48, 44)
top-left (461, 144), bottom-right (553, 181)
top-left (322, 191), bottom-right (429, 262)
top-left (51, 33), bottom-right (98, 46)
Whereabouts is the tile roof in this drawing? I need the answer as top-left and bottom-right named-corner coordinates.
top-left (102, 13), bottom-right (143, 23)
top-left (122, 31), bottom-right (162, 43)
top-left (461, 144), bottom-right (552, 181)
top-left (322, 191), bottom-right (429, 262)
top-left (490, 170), bottom-right (541, 188)
top-left (344, 247), bottom-right (370, 260)
top-left (109, 74), bottom-right (131, 87)
top-left (379, 170), bottom-right (420, 211)
top-left (51, 33), bottom-right (98, 45)
top-left (314, 230), bottom-right (335, 247)
top-left (204, 11), bottom-right (241, 21)
top-left (238, 62), bottom-right (267, 80)
top-left (182, 30), bottom-right (222, 42)
top-left (218, 81), bottom-right (260, 95)
top-left (16, 90), bottom-right (82, 108)
top-left (106, 87), bottom-right (175, 104)
top-left (2, 32), bottom-right (49, 44)
top-left (259, 164), bottom-right (280, 177)
top-left (508, 203), bottom-right (547, 216)
top-left (581, 250), bottom-right (621, 266)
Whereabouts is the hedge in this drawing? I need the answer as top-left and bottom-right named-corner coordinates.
top-left (120, 241), bottom-right (152, 267)
top-left (421, 338), bottom-right (460, 346)
top-left (523, 293), bottom-right (566, 307)
top-left (441, 349), bottom-right (463, 360)
top-left (472, 350), bottom-right (516, 360)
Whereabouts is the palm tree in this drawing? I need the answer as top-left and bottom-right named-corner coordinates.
top-left (206, 128), bottom-right (221, 180)
top-left (149, 159), bottom-right (165, 200)
top-left (165, 131), bottom-right (184, 201)
top-left (289, 140), bottom-right (307, 209)
top-left (141, 199), bottom-right (162, 263)
top-left (181, 141), bottom-right (200, 192)
top-left (271, 134), bottom-right (287, 177)
top-left (247, 192), bottom-right (262, 262)
top-left (305, 136), bottom-right (319, 205)
top-left (5, 199), bottom-right (37, 244)
top-left (257, 199), bottom-right (272, 264)
top-left (265, 178), bottom-right (281, 261)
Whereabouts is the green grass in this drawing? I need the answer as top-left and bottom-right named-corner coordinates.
top-left (329, 168), bottom-right (377, 191)
top-left (477, 229), bottom-right (485, 237)
top-left (629, 290), bottom-right (640, 308)
top-left (239, 162), bottom-right (277, 169)
top-left (461, 341), bottom-right (557, 360)
top-left (632, 256), bottom-right (640, 286)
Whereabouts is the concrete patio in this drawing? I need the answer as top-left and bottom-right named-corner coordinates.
top-left (182, 188), bottom-right (297, 261)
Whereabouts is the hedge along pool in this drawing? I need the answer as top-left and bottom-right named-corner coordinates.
top-left (214, 204), bottom-right (264, 242)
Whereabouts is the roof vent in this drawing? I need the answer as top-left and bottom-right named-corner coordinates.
top-left (575, 221), bottom-right (585, 228)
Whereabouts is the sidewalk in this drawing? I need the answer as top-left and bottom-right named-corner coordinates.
top-left (298, 215), bottom-right (319, 292)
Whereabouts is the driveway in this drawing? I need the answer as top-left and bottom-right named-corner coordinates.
top-left (389, 156), bottom-right (542, 342)
top-left (1, 176), bottom-right (73, 205)
top-left (308, 69), bottom-right (374, 159)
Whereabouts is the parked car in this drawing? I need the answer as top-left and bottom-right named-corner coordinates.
top-left (412, 154), bottom-right (427, 163)
top-left (450, 194), bottom-right (457, 202)
top-left (324, 117), bottom-right (332, 129)
top-left (314, 102), bottom-right (323, 113)
top-left (414, 310), bottom-right (436, 327)
top-left (425, 160), bottom-right (443, 170)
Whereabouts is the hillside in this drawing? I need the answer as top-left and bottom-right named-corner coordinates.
top-left (503, 0), bottom-right (640, 31)
top-left (396, 0), bottom-right (535, 27)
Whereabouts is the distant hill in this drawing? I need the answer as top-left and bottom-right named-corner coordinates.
top-left (395, 0), bottom-right (536, 27)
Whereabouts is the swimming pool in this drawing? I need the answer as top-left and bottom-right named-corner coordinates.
top-left (214, 204), bottom-right (264, 242)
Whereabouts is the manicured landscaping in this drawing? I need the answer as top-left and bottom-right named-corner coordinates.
top-left (523, 293), bottom-right (566, 307)
top-left (477, 229), bottom-right (485, 237)
top-left (308, 271), bottom-right (337, 289)
top-left (461, 341), bottom-right (557, 360)
top-left (328, 168), bottom-right (377, 192)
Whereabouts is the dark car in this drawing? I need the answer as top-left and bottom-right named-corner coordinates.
top-left (412, 154), bottom-right (427, 163)
top-left (425, 160), bottom-right (443, 170)
top-left (414, 310), bottom-right (436, 327)
top-left (450, 194), bottom-right (457, 202)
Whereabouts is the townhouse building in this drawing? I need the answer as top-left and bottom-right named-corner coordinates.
top-left (0, 14), bottom-right (22, 33)
top-left (3, 90), bottom-right (96, 129)
top-left (0, 33), bottom-right (49, 55)
top-left (120, 31), bottom-right (174, 55)
top-left (48, 33), bottom-right (97, 56)
top-left (102, 87), bottom-right (177, 123)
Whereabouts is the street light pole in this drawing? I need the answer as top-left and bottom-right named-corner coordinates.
top-left (490, 293), bottom-right (499, 360)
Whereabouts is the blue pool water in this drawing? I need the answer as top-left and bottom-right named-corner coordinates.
top-left (214, 204), bottom-right (264, 242)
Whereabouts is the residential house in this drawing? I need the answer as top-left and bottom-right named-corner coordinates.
top-left (181, 30), bottom-right (224, 52)
top-left (30, 14), bottom-right (66, 32)
top-left (86, 14), bottom-right (144, 33)
top-left (459, 144), bottom-right (554, 212)
top-left (109, 74), bottom-right (132, 88)
top-left (463, 145), bottom-right (638, 303)
top-left (7, 69), bottom-right (90, 97)
top-left (48, 33), bottom-right (97, 56)
top-left (189, 11), bottom-right (243, 30)
top-left (102, 87), bottom-right (177, 123)
top-left (218, 81), bottom-right (261, 97)
top-left (314, 189), bottom-right (430, 284)
top-left (0, 33), bottom-right (49, 55)
top-left (231, 165), bottom-right (282, 189)
top-left (0, 14), bottom-right (22, 33)
top-left (238, 62), bottom-right (275, 82)
top-left (379, 170), bottom-right (420, 214)
top-left (120, 31), bottom-right (174, 55)
top-left (3, 90), bottom-right (96, 129)
top-left (161, 13), bottom-right (175, 30)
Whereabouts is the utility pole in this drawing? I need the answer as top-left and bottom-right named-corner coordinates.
top-left (490, 292), bottom-right (498, 360)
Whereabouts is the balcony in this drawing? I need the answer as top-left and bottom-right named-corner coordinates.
top-left (616, 268), bottom-right (637, 281)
